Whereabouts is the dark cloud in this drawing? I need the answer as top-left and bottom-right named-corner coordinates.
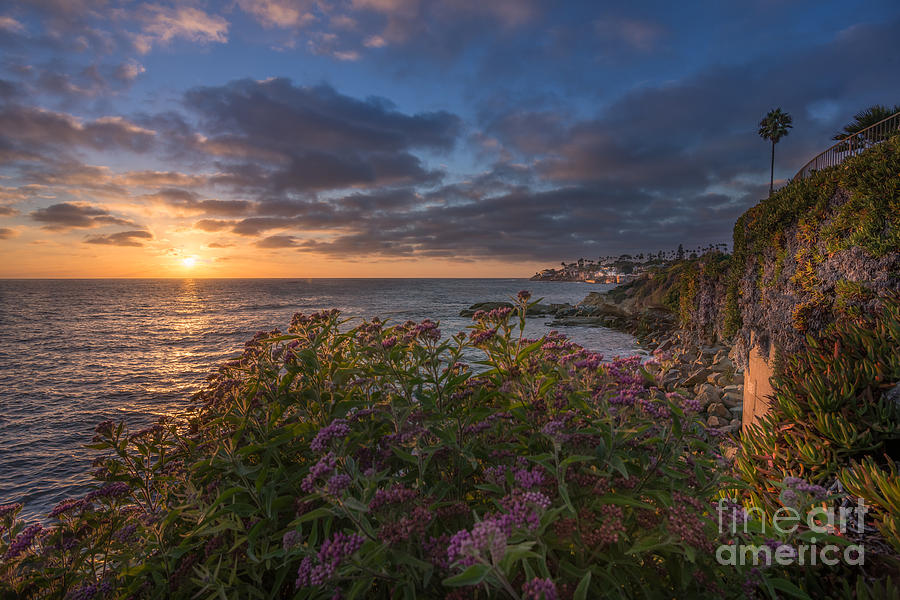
top-left (30, 202), bottom-right (135, 230)
top-left (0, 227), bottom-right (17, 239)
top-left (84, 229), bottom-right (153, 247)
top-left (193, 219), bottom-right (233, 232)
top-left (0, 104), bottom-right (155, 162)
top-left (0, 205), bottom-right (18, 216)
top-left (255, 235), bottom-right (299, 248)
top-left (179, 78), bottom-right (456, 193)
top-left (142, 188), bottom-right (252, 216)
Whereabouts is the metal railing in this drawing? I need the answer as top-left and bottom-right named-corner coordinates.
top-left (794, 110), bottom-right (900, 180)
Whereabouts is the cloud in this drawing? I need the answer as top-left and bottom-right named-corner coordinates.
top-left (237, 0), bottom-right (316, 29)
top-left (30, 202), bottom-right (136, 230)
top-left (84, 229), bottom-right (153, 246)
top-left (193, 219), bottom-right (234, 232)
top-left (142, 188), bottom-right (252, 216)
top-left (0, 227), bottom-right (17, 239)
top-left (116, 170), bottom-right (206, 188)
top-left (0, 105), bottom-right (156, 158)
top-left (112, 60), bottom-right (146, 83)
top-left (0, 204), bottom-right (18, 215)
top-left (180, 78), bottom-right (458, 193)
top-left (0, 16), bottom-right (25, 33)
top-left (132, 5), bottom-right (229, 53)
top-left (255, 234), bottom-right (298, 248)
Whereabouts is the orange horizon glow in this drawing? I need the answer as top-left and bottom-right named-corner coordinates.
top-left (0, 235), bottom-right (544, 278)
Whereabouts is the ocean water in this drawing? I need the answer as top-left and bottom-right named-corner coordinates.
top-left (0, 279), bottom-right (641, 519)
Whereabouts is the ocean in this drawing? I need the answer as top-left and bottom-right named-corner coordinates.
top-left (0, 279), bottom-right (641, 519)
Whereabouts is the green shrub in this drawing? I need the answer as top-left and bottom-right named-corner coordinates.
top-left (734, 297), bottom-right (900, 512)
top-left (1, 296), bottom-right (745, 599)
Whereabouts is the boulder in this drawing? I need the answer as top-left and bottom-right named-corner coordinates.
top-left (680, 367), bottom-right (712, 387)
top-left (708, 402), bottom-right (731, 418)
top-left (722, 392), bottom-right (743, 408)
top-left (707, 415), bottom-right (726, 428)
top-left (550, 317), bottom-right (611, 327)
top-left (731, 372), bottom-right (744, 385)
top-left (695, 384), bottom-right (721, 408)
top-left (709, 356), bottom-right (734, 373)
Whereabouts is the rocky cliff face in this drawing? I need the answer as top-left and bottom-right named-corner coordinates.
top-left (583, 133), bottom-right (900, 374)
top-left (726, 135), bottom-right (900, 367)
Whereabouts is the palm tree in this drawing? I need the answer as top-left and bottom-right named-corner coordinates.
top-left (832, 104), bottom-right (900, 140)
top-left (758, 108), bottom-right (793, 197)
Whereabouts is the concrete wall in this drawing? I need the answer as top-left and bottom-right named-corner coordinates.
top-left (742, 332), bottom-right (775, 433)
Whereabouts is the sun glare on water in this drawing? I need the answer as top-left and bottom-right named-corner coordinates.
top-left (181, 256), bottom-right (197, 268)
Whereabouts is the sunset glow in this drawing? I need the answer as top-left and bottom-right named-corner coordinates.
top-left (0, 3), bottom-right (898, 278)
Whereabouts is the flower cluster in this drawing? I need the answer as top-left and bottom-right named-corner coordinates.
top-left (780, 476), bottom-right (827, 508)
top-left (311, 419), bottom-right (351, 454)
top-left (295, 532), bottom-right (365, 588)
top-left (447, 518), bottom-right (507, 567)
top-left (521, 577), bottom-right (557, 600)
top-left (301, 453), bottom-right (337, 493)
top-left (5, 523), bottom-right (42, 559)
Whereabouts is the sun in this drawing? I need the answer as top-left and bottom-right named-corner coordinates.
top-left (181, 256), bottom-right (197, 268)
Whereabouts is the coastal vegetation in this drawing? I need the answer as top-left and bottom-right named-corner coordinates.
top-left (2, 294), bottom-right (898, 599)
top-left (1, 119), bottom-right (898, 600)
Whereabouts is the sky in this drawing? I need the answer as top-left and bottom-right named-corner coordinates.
top-left (1, 1), bottom-right (899, 277)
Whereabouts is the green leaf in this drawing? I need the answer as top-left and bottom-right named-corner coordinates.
top-left (768, 577), bottom-right (812, 599)
top-left (341, 496), bottom-right (369, 513)
top-left (442, 564), bottom-right (491, 587)
top-left (573, 570), bottom-right (592, 600)
top-left (608, 455), bottom-right (630, 479)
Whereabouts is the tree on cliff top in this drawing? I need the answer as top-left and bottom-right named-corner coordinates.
top-left (758, 108), bottom-right (793, 197)
top-left (832, 104), bottom-right (900, 140)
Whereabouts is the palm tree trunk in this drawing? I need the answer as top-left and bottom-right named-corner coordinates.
top-left (769, 140), bottom-right (775, 197)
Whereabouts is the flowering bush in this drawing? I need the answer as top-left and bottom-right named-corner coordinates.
top-left (2, 293), bottom-right (760, 598)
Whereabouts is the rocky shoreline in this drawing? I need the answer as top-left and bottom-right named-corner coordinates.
top-left (460, 290), bottom-right (746, 436)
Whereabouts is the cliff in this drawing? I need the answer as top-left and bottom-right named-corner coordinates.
top-left (590, 133), bottom-right (900, 369)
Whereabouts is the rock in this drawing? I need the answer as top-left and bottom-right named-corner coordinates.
top-left (657, 337), bottom-right (675, 352)
top-left (459, 301), bottom-right (513, 317)
top-left (712, 350), bottom-right (729, 365)
top-left (723, 384), bottom-right (743, 394)
top-left (695, 384), bottom-right (721, 408)
top-left (707, 415), bottom-right (726, 428)
top-left (715, 372), bottom-right (731, 386)
top-left (700, 345), bottom-right (719, 358)
top-left (661, 370), bottom-right (681, 386)
top-left (708, 402), bottom-right (731, 418)
top-left (709, 357), bottom-right (734, 373)
top-left (728, 406), bottom-right (743, 418)
top-left (680, 367), bottom-right (712, 387)
top-left (706, 373), bottom-right (719, 384)
top-left (731, 373), bottom-right (744, 385)
top-left (730, 418), bottom-right (741, 428)
top-left (525, 303), bottom-right (554, 315)
top-left (550, 317), bottom-right (612, 327)
top-left (722, 392), bottom-right (743, 408)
